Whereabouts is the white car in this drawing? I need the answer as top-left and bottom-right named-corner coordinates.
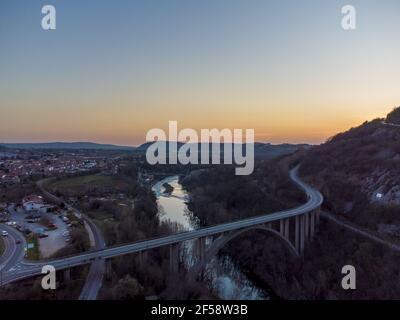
top-left (1, 230), bottom-right (8, 237)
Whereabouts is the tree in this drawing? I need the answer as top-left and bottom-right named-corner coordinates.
top-left (110, 275), bottom-right (144, 299)
top-left (386, 106), bottom-right (400, 124)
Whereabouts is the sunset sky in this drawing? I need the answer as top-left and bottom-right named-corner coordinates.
top-left (1, 0), bottom-right (399, 146)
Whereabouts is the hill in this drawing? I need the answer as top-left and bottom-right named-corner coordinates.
top-left (137, 141), bottom-right (311, 160)
top-left (0, 142), bottom-right (135, 151)
top-left (386, 106), bottom-right (400, 125)
top-left (300, 108), bottom-right (400, 231)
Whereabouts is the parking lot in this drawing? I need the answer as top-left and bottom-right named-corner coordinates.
top-left (5, 204), bottom-right (70, 258)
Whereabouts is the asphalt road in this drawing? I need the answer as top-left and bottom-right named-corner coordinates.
top-left (78, 216), bottom-right (106, 300)
top-left (1, 166), bottom-right (323, 287)
top-left (37, 179), bottom-right (106, 300)
top-left (382, 120), bottom-right (400, 128)
top-left (0, 224), bottom-right (26, 284)
top-left (322, 211), bottom-right (400, 253)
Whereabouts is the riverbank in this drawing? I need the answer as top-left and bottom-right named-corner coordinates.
top-left (153, 175), bottom-right (268, 300)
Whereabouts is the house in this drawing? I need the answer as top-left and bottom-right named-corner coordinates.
top-left (22, 195), bottom-right (44, 212)
top-left (39, 204), bottom-right (55, 213)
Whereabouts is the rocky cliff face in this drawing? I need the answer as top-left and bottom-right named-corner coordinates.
top-left (364, 167), bottom-right (400, 206)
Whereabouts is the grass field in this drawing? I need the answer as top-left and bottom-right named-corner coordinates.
top-left (51, 174), bottom-right (116, 189)
top-left (49, 174), bottom-right (133, 196)
top-left (25, 234), bottom-right (40, 260)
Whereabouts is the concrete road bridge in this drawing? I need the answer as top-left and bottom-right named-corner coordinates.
top-left (0, 166), bottom-right (323, 290)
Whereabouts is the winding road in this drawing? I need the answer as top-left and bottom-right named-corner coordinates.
top-left (0, 224), bottom-right (26, 284)
top-left (78, 217), bottom-right (106, 300)
top-left (36, 179), bottom-right (106, 300)
top-left (0, 166), bottom-right (323, 290)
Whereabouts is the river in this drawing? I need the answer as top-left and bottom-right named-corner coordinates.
top-left (152, 176), bottom-right (268, 300)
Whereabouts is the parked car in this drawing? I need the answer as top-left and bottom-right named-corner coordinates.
top-left (38, 233), bottom-right (49, 238)
top-left (25, 216), bottom-right (40, 221)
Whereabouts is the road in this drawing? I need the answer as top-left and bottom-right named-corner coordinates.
top-left (0, 166), bottom-right (323, 287)
top-left (36, 179), bottom-right (106, 300)
top-left (78, 217), bottom-right (106, 300)
top-left (382, 120), bottom-right (400, 128)
top-left (322, 211), bottom-right (400, 253)
top-left (0, 224), bottom-right (26, 285)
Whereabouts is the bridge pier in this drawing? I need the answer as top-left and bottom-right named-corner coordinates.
top-left (284, 219), bottom-right (290, 240)
top-left (169, 243), bottom-right (179, 274)
top-left (305, 213), bottom-right (310, 242)
top-left (105, 259), bottom-right (112, 280)
top-left (138, 251), bottom-right (148, 265)
top-left (316, 208), bottom-right (320, 225)
top-left (63, 268), bottom-right (71, 282)
top-left (300, 215), bottom-right (305, 254)
top-left (279, 220), bottom-right (284, 236)
top-left (310, 211), bottom-right (315, 239)
top-left (197, 237), bottom-right (206, 262)
top-left (295, 216), bottom-right (299, 253)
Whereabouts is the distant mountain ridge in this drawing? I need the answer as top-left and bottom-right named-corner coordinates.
top-left (0, 142), bottom-right (135, 151)
top-left (0, 141), bottom-right (311, 156)
top-left (137, 141), bottom-right (311, 159)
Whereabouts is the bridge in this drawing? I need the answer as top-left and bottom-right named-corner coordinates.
top-left (0, 166), bottom-right (323, 289)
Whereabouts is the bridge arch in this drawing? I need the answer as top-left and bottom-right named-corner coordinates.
top-left (189, 224), bottom-right (299, 278)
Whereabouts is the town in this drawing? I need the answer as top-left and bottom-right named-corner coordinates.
top-left (0, 149), bottom-right (119, 185)
top-left (0, 147), bottom-right (140, 260)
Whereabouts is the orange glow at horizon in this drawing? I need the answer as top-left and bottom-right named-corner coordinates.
top-left (1, 1), bottom-right (399, 146)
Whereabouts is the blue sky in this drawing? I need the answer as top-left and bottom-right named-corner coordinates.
top-left (1, 0), bottom-right (399, 145)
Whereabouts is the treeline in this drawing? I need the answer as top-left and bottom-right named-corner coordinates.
top-left (0, 183), bottom-right (36, 203)
top-left (0, 266), bottom-right (89, 300)
top-left (94, 185), bottom-right (211, 299)
top-left (224, 218), bottom-right (400, 299)
top-left (81, 164), bottom-right (212, 299)
top-left (181, 160), bottom-right (305, 226)
top-left (180, 158), bottom-right (400, 299)
top-left (82, 187), bottom-right (160, 245)
top-left (386, 106), bottom-right (400, 124)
